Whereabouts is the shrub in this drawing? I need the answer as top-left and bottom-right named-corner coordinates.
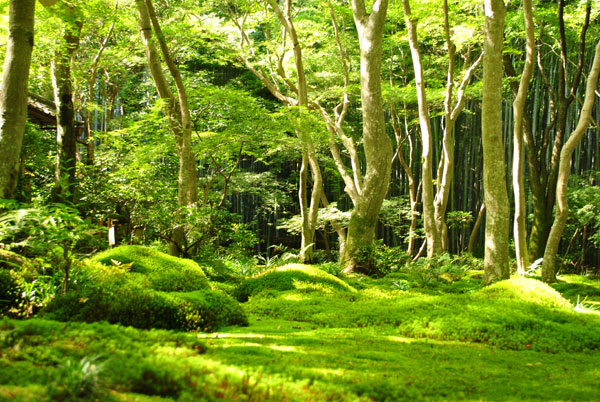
top-left (233, 264), bottom-right (356, 302)
top-left (92, 245), bottom-right (209, 292)
top-left (353, 242), bottom-right (410, 276)
top-left (0, 251), bottom-right (57, 317)
top-left (0, 202), bottom-right (104, 294)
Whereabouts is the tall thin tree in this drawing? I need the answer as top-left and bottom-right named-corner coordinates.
top-left (512, 0), bottom-right (535, 275)
top-left (51, 4), bottom-right (83, 204)
top-left (542, 40), bottom-right (600, 283)
top-left (135, 0), bottom-right (198, 255)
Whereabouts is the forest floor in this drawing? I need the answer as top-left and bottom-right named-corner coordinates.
top-left (1, 271), bottom-right (600, 401)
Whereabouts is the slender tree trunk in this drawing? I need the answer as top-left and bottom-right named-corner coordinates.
top-left (390, 108), bottom-right (418, 256)
top-left (0, 0), bottom-right (35, 199)
top-left (320, 193), bottom-right (346, 256)
top-left (542, 40), bottom-right (600, 283)
top-left (232, 0), bottom-right (323, 262)
top-left (467, 203), bottom-right (485, 255)
top-left (528, 0), bottom-right (590, 260)
top-left (264, 0), bottom-right (323, 263)
top-left (297, 132), bottom-right (323, 262)
top-left (512, 0), bottom-right (535, 275)
top-left (342, 0), bottom-right (393, 272)
top-left (482, 0), bottom-right (510, 283)
top-left (136, 0), bottom-right (198, 255)
top-left (435, 0), bottom-right (454, 253)
top-left (143, 0), bottom-right (197, 208)
top-left (402, 0), bottom-right (441, 258)
top-left (434, 10), bottom-right (482, 254)
top-left (51, 6), bottom-right (83, 204)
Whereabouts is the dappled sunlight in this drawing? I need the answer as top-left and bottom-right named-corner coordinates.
top-left (384, 335), bottom-right (418, 344)
top-left (197, 332), bottom-right (265, 339)
top-left (151, 345), bottom-right (199, 357)
top-left (267, 344), bottom-right (297, 352)
top-left (218, 341), bottom-right (265, 349)
top-left (281, 292), bottom-right (305, 301)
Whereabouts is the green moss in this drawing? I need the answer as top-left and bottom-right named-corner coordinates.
top-left (91, 245), bottom-right (209, 292)
top-left (245, 277), bottom-right (600, 352)
top-left (2, 317), bottom-right (600, 401)
top-left (233, 264), bottom-right (357, 302)
top-left (164, 290), bottom-right (248, 331)
top-left (43, 256), bottom-right (246, 332)
top-left (550, 274), bottom-right (600, 304)
top-left (479, 276), bottom-right (573, 309)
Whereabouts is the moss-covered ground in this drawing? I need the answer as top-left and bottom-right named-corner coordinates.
top-left (1, 264), bottom-right (600, 401)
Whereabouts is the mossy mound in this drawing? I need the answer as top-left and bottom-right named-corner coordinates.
top-left (479, 276), bottom-right (572, 309)
top-left (92, 245), bottom-right (209, 292)
top-left (45, 253), bottom-right (247, 332)
top-left (233, 264), bottom-right (356, 302)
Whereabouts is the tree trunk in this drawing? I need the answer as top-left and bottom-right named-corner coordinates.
top-left (402, 0), bottom-right (441, 258)
top-left (143, 0), bottom-right (197, 208)
top-left (468, 203), bottom-right (485, 255)
top-left (0, 0), bottom-right (35, 200)
top-left (542, 40), bottom-right (600, 283)
top-left (341, 0), bottom-right (393, 272)
top-left (265, 0), bottom-right (324, 263)
top-left (320, 192), bottom-right (346, 256)
top-left (434, 1), bottom-right (483, 254)
top-left (527, 0), bottom-right (590, 260)
top-left (136, 0), bottom-right (198, 255)
top-left (512, 0), bottom-right (535, 275)
top-left (297, 135), bottom-right (323, 262)
top-left (390, 108), bottom-right (418, 256)
top-left (232, 0), bottom-right (324, 262)
top-left (51, 5), bottom-right (83, 204)
top-left (481, 0), bottom-right (510, 283)
top-left (84, 22), bottom-right (114, 165)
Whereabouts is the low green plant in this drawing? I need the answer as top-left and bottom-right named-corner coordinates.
top-left (353, 241), bottom-right (410, 277)
top-left (318, 261), bottom-right (344, 278)
top-left (47, 356), bottom-right (104, 401)
top-left (0, 202), bottom-right (104, 294)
